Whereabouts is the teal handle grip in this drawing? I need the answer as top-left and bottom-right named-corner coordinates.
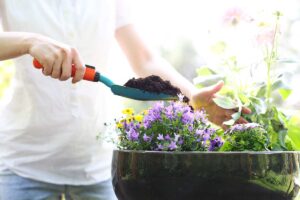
top-left (99, 75), bottom-right (114, 88)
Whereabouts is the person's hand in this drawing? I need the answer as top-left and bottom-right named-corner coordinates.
top-left (189, 81), bottom-right (251, 129)
top-left (28, 33), bottom-right (85, 83)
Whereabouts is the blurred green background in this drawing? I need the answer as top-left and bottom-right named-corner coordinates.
top-left (0, 60), bottom-right (14, 102)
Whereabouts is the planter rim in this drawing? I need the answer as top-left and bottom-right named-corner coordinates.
top-left (114, 149), bottom-right (300, 154)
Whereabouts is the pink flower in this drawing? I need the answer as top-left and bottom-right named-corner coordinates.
top-left (223, 7), bottom-right (252, 26)
top-left (256, 27), bottom-right (276, 46)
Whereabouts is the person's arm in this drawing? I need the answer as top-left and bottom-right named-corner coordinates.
top-left (116, 25), bottom-right (251, 128)
top-left (0, 32), bottom-right (85, 83)
top-left (115, 26), bottom-right (195, 99)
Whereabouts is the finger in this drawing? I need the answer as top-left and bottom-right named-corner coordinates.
top-left (51, 53), bottom-right (63, 79)
top-left (225, 109), bottom-right (234, 117)
top-left (236, 117), bottom-right (248, 124)
top-left (60, 49), bottom-right (72, 81)
top-left (42, 57), bottom-right (54, 76)
top-left (241, 107), bottom-right (252, 114)
top-left (71, 48), bottom-right (85, 84)
top-left (210, 116), bottom-right (227, 129)
top-left (221, 124), bottom-right (229, 130)
top-left (206, 80), bottom-right (224, 96)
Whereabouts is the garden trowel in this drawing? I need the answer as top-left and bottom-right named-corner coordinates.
top-left (33, 59), bottom-right (178, 101)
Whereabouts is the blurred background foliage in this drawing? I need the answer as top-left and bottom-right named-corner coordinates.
top-left (0, 60), bottom-right (14, 102)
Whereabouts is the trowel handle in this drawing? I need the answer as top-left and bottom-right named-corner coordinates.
top-left (33, 58), bottom-right (99, 82)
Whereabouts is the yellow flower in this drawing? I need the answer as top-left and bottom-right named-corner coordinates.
top-left (141, 110), bottom-right (149, 115)
top-left (116, 122), bottom-right (123, 129)
top-left (122, 108), bottom-right (134, 115)
top-left (126, 116), bottom-right (134, 122)
top-left (134, 114), bottom-right (143, 122)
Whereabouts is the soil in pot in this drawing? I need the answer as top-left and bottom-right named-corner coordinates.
top-left (124, 75), bottom-right (189, 103)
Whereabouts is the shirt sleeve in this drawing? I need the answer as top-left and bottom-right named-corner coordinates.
top-left (115, 0), bottom-right (132, 30)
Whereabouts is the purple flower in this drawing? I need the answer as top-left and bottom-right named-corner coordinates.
top-left (195, 129), bottom-right (205, 136)
top-left (135, 123), bottom-right (141, 129)
top-left (156, 144), bottom-right (164, 151)
top-left (178, 138), bottom-right (184, 145)
top-left (188, 125), bottom-right (193, 132)
top-left (168, 141), bottom-right (177, 151)
top-left (143, 120), bottom-right (152, 129)
top-left (208, 137), bottom-right (223, 151)
top-left (143, 113), bottom-right (160, 129)
top-left (127, 128), bottom-right (139, 141)
top-left (157, 134), bottom-right (164, 141)
top-left (143, 134), bottom-right (151, 142)
top-left (202, 133), bottom-right (210, 142)
top-left (177, 93), bottom-right (185, 102)
top-left (205, 128), bottom-right (216, 135)
top-left (172, 102), bottom-right (184, 114)
top-left (226, 123), bottom-right (261, 135)
top-left (182, 105), bottom-right (192, 113)
top-left (245, 123), bottom-right (261, 129)
top-left (181, 112), bottom-right (194, 124)
top-left (164, 105), bottom-right (174, 119)
top-left (230, 124), bottom-right (244, 133)
top-left (165, 134), bottom-right (171, 141)
top-left (194, 110), bottom-right (208, 124)
top-left (152, 102), bottom-right (164, 113)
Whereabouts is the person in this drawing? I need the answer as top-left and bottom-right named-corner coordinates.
top-left (0, 0), bottom-right (251, 199)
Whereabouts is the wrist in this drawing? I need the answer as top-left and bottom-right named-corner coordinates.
top-left (22, 32), bottom-right (40, 55)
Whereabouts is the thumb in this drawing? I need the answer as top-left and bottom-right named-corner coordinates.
top-left (207, 80), bottom-right (224, 95)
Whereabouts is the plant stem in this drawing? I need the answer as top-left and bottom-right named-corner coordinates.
top-left (266, 58), bottom-right (272, 107)
top-left (266, 12), bottom-right (280, 108)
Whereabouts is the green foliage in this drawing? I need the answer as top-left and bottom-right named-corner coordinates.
top-left (195, 12), bottom-right (299, 151)
top-left (221, 124), bottom-right (270, 151)
top-left (213, 96), bottom-right (238, 109)
top-left (213, 77), bottom-right (293, 151)
top-left (196, 67), bottom-right (216, 76)
top-left (286, 114), bottom-right (300, 150)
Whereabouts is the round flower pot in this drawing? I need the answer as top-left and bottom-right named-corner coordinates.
top-left (112, 150), bottom-right (300, 200)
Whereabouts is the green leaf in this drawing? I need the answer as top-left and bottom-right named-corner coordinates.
top-left (231, 112), bottom-right (241, 121)
top-left (255, 82), bottom-right (267, 98)
top-left (272, 79), bottom-right (290, 91)
top-left (249, 97), bottom-right (267, 114)
top-left (196, 66), bottom-right (216, 76)
top-left (255, 77), bottom-right (291, 98)
top-left (238, 93), bottom-right (250, 106)
top-left (276, 58), bottom-right (300, 63)
top-left (223, 119), bottom-right (235, 126)
top-left (213, 96), bottom-right (237, 109)
top-left (278, 88), bottom-right (292, 100)
top-left (287, 114), bottom-right (300, 150)
top-left (210, 41), bottom-right (227, 54)
top-left (278, 129), bottom-right (288, 149)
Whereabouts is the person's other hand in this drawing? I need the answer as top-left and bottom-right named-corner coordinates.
top-left (189, 81), bottom-right (251, 129)
top-left (28, 33), bottom-right (85, 83)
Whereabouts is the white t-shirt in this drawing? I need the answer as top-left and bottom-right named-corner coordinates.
top-left (0, 0), bottom-right (130, 185)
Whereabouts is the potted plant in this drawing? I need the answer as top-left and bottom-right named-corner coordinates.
top-left (108, 8), bottom-right (300, 200)
top-left (110, 101), bottom-right (300, 200)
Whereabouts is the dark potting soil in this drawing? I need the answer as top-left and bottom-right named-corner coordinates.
top-left (124, 75), bottom-right (189, 102)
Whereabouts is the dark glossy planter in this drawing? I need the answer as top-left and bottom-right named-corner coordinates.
top-left (112, 150), bottom-right (300, 200)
